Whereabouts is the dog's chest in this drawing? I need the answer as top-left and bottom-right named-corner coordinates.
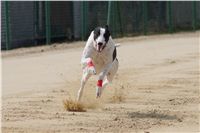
top-left (92, 52), bottom-right (107, 65)
top-left (91, 50), bottom-right (110, 72)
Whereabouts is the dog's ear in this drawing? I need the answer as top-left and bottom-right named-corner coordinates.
top-left (93, 27), bottom-right (100, 40)
top-left (104, 25), bottom-right (110, 42)
top-left (105, 25), bottom-right (110, 35)
top-left (105, 25), bottom-right (109, 30)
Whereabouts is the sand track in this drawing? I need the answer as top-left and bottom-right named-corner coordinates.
top-left (2, 32), bottom-right (200, 132)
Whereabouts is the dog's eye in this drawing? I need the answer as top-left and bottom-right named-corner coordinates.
top-left (94, 28), bottom-right (100, 35)
top-left (94, 27), bottom-right (101, 40)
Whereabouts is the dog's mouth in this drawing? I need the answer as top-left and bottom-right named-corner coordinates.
top-left (96, 43), bottom-right (106, 53)
top-left (97, 45), bottom-right (102, 52)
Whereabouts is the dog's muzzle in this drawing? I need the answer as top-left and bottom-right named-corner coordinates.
top-left (97, 42), bottom-right (105, 52)
top-left (97, 42), bottom-right (103, 52)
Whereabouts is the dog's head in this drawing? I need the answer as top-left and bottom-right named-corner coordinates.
top-left (93, 25), bottom-right (110, 52)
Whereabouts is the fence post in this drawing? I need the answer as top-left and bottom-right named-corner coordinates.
top-left (158, 1), bottom-right (163, 31)
top-left (113, 2), bottom-right (117, 36)
top-left (117, 1), bottom-right (123, 36)
top-left (107, 1), bottom-right (112, 26)
top-left (45, 1), bottom-right (51, 44)
top-left (192, 1), bottom-right (197, 30)
top-left (34, 1), bottom-right (39, 45)
top-left (81, 1), bottom-right (88, 40)
top-left (142, 1), bottom-right (147, 35)
top-left (4, 1), bottom-right (11, 50)
top-left (167, 1), bottom-right (173, 33)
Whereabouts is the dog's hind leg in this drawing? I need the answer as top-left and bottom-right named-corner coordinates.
top-left (99, 78), bottom-right (109, 95)
top-left (77, 70), bottom-right (91, 101)
top-left (99, 73), bottom-right (114, 97)
top-left (98, 59), bottom-right (119, 97)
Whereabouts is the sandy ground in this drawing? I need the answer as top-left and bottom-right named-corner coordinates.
top-left (1, 32), bottom-right (200, 133)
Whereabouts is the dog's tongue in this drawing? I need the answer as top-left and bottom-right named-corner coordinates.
top-left (97, 45), bottom-right (101, 52)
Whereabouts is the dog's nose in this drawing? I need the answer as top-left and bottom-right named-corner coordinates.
top-left (98, 42), bottom-right (103, 46)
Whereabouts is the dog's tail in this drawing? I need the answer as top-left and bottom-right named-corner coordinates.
top-left (115, 43), bottom-right (121, 48)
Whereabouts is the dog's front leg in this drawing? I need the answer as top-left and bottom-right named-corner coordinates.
top-left (77, 69), bottom-right (91, 101)
top-left (81, 58), bottom-right (96, 75)
top-left (96, 63), bottom-right (112, 98)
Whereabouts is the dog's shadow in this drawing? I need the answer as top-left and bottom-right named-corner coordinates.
top-left (127, 110), bottom-right (180, 121)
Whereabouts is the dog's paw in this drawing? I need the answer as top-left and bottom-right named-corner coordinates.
top-left (88, 66), bottom-right (96, 75)
top-left (96, 87), bottom-right (102, 98)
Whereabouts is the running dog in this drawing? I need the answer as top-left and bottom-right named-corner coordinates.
top-left (77, 25), bottom-right (119, 101)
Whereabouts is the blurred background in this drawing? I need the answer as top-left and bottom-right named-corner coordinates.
top-left (1, 1), bottom-right (200, 50)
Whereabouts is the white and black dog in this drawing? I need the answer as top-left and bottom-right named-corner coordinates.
top-left (77, 25), bottom-right (119, 101)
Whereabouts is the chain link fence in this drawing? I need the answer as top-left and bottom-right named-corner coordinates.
top-left (1, 1), bottom-right (200, 50)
